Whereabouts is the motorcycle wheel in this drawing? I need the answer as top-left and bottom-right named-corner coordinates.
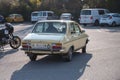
top-left (10, 36), bottom-right (21, 49)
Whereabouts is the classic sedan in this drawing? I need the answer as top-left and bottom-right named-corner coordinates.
top-left (21, 20), bottom-right (89, 61)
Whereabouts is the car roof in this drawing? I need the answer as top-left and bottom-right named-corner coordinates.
top-left (37, 20), bottom-right (75, 23)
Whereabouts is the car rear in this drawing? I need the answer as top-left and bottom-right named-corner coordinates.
top-left (100, 14), bottom-right (113, 26)
top-left (60, 13), bottom-right (72, 20)
top-left (21, 21), bottom-right (68, 55)
top-left (80, 10), bottom-right (94, 25)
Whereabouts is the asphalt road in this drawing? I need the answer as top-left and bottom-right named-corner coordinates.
top-left (0, 23), bottom-right (120, 80)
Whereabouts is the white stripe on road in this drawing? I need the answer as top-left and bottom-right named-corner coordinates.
top-left (97, 29), bottom-right (102, 32)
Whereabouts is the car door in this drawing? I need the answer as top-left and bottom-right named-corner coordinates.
top-left (70, 22), bottom-right (86, 50)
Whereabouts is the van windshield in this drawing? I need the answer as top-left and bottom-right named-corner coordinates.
top-left (81, 10), bottom-right (91, 15)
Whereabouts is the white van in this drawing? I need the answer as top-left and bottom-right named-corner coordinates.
top-left (31, 11), bottom-right (56, 23)
top-left (79, 8), bottom-right (110, 26)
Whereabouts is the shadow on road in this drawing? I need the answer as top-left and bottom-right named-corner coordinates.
top-left (0, 49), bottom-right (19, 59)
top-left (11, 52), bottom-right (92, 80)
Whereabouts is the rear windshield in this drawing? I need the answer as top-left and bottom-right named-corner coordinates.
top-left (32, 22), bottom-right (67, 34)
top-left (81, 10), bottom-right (91, 15)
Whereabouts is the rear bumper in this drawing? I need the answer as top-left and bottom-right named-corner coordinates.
top-left (100, 20), bottom-right (112, 26)
top-left (21, 48), bottom-right (66, 55)
top-left (80, 21), bottom-right (94, 25)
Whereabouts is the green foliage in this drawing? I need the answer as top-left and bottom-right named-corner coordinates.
top-left (0, 0), bottom-right (119, 21)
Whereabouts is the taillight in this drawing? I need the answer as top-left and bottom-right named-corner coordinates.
top-left (22, 42), bottom-right (31, 48)
top-left (109, 16), bottom-right (112, 19)
top-left (52, 43), bottom-right (62, 50)
top-left (90, 16), bottom-right (93, 19)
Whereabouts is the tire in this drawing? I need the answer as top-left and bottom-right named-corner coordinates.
top-left (82, 39), bottom-right (89, 53)
top-left (63, 48), bottom-right (73, 62)
top-left (82, 45), bottom-right (86, 53)
top-left (27, 54), bottom-right (37, 61)
top-left (111, 22), bottom-right (116, 27)
top-left (83, 24), bottom-right (87, 26)
top-left (94, 20), bottom-right (99, 26)
top-left (10, 36), bottom-right (21, 49)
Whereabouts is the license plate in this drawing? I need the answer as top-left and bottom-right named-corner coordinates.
top-left (33, 44), bottom-right (50, 49)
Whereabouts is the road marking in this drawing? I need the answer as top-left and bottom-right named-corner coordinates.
top-left (97, 29), bottom-right (102, 32)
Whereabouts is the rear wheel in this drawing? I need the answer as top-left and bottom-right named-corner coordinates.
top-left (82, 39), bottom-right (89, 53)
top-left (63, 48), bottom-right (73, 62)
top-left (10, 36), bottom-right (21, 49)
top-left (82, 45), bottom-right (86, 53)
top-left (27, 54), bottom-right (37, 61)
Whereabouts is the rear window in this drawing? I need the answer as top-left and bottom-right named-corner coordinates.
top-left (81, 10), bottom-right (91, 15)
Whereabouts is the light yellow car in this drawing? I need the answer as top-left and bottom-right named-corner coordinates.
top-left (6, 14), bottom-right (24, 23)
top-left (21, 20), bottom-right (89, 61)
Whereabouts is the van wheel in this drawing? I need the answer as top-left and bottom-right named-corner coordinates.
top-left (27, 54), bottom-right (37, 61)
top-left (94, 20), bottom-right (99, 26)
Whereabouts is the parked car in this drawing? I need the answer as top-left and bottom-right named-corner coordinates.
top-left (100, 13), bottom-right (120, 26)
top-left (79, 8), bottom-right (110, 26)
top-left (31, 11), bottom-right (58, 23)
top-left (6, 14), bottom-right (24, 23)
top-left (21, 20), bottom-right (89, 61)
top-left (0, 15), bottom-right (5, 23)
top-left (60, 13), bottom-right (73, 20)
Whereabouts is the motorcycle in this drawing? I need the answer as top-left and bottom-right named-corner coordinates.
top-left (0, 25), bottom-right (21, 50)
